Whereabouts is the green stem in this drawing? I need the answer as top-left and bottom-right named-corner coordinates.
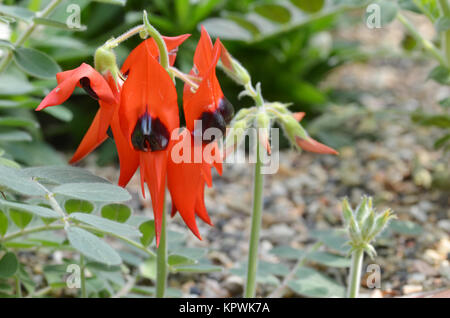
top-left (80, 254), bottom-right (87, 298)
top-left (397, 12), bottom-right (448, 67)
top-left (347, 249), bottom-right (364, 298)
top-left (438, 0), bottom-right (450, 66)
top-left (244, 138), bottom-right (265, 298)
top-left (156, 202), bottom-right (168, 298)
top-left (104, 24), bottom-right (145, 49)
top-left (15, 276), bottom-right (22, 298)
top-left (0, 0), bottom-right (63, 74)
top-left (143, 10), bottom-right (169, 71)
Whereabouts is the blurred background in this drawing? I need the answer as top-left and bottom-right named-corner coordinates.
top-left (0, 0), bottom-right (449, 297)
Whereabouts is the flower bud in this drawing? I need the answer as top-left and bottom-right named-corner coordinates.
top-left (361, 210), bottom-right (375, 240)
top-left (224, 120), bottom-right (247, 158)
top-left (94, 46), bottom-right (120, 84)
top-left (355, 196), bottom-right (370, 225)
top-left (342, 198), bottom-right (354, 225)
top-left (371, 208), bottom-right (395, 239)
top-left (257, 111), bottom-right (271, 155)
top-left (279, 114), bottom-right (309, 143)
top-left (219, 43), bottom-right (251, 86)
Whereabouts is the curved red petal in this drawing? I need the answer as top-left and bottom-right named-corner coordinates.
top-left (295, 136), bottom-right (338, 155)
top-left (121, 34), bottom-right (190, 75)
top-left (37, 63), bottom-right (115, 111)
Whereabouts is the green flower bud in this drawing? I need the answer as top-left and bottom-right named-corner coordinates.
top-left (342, 198), bottom-right (354, 225)
top-left (355, 196), bottom-right (370, 225)
top-left (224, 120), bottom-right (248, 156)
top-left (279, 114), bottom-right (309, 146)
top-left (220, 46), bottom-right (251, 86)
top-left (94, 46), bottom-right (120, 84)
top-left (370, 208), bottom-right (395, 239)
top-left (361, 210), bottom-right (375, 240)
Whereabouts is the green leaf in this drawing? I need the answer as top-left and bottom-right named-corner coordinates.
top-left (0, 165), bottom-right (46, 196)
top-left (64, 199), bottom-right (94, 214)
top-left (0, 157), bottom-right (20, 169)
top-left (202, 18), bottom-right (253, 41)
top-left (0, 68), bottom-right (34, 95)
top-left (434, 134), bottom-right (450, 149)
top-left (168, 254), bottom-right (196, 267)
top-left (307, 251), bottom-right (351, 268)
top-left (270, 246), bottom-right (305, 260)
top-left (23, 166), bottom-right (108, 185)
top-left (0, 40), bottom-right (14, 50)
top-left (254, 4), bottom-right (291, 24)
top-left (377, 0), bottom-right (398, 26)
top-left (33, 17), bottom-right (87, 31)
top-left (389, 220), bottom-right (423, 236)
top-left (0, 116), bottom-right (39, 129)
top-left (54, 183), bottom-right (131, 202)
top-left (0, 252), bottom-right (19, 278)
top-left (288, 267), bottom-right (345, 297)
top-left (0, 209), bottom-right (8, 237)
top-left (436, 16), bottom-right (450, 33)
top-left (428, 66), bottom-right (450, 85)
top-left (13, 47), bottom-right (61, 79)
top-left (92, 0), bottom-right (127, 5)
top-left (0, 4), bottom-right (34, 22)
top-left (439, 97), bottom-right (450, 108)
top-left (70, 213), bottom-right (141, 238)
top-left (67, 227), bottom-right (122, 266)
top-left (42, 106), bottom-right (73, 122)
top-left (0, 131), bottom-right (32, 142)
top-left (413, 114), bottom-right (450, 128)
top-left (290, 0), bottom-right (325, 13)
top-left (0, 200), bottom-right (60, 219)
top-left (138, 220), bottom-right (155, 247)
top-left (9, 208), bottom-right (33, 229)
top-left (101, 204), bottom-right (131, 223)
top-left (139, 256), bottom-right (157, 280)
top-left (172, 264), bottom-right (223, 273)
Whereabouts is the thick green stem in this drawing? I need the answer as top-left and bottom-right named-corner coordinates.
top-left (80, 254), bottom-right (87, 298)
top-left (347, 249), bottom-right (364, 298)
top-left (244, 139), bottom-right (265, 298)
top-left (397, 12), bottom-right (448, 67)
top-left (0, 0), bottom-right (63, 74)
top-left (143, 10), bottom-right (169, 71)
top-left (156, 203), bottom-right (168, 298)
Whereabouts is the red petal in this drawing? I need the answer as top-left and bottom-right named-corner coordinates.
top-left (140, 151), bottom-right (168, 247)
top-left (167, 130), bottom-right (203, 239)
top-left (119, 40), bottom-right (179, 146)
top-left (110, 110), bottom-right (139, 187)
top-left (36, 63), bottom-right (115, 111)
top-left (183, 28), bottom-right (223, 132)
top-left (121, 34), bottom-right (190, 75)
top-left (295, 136), bottom-right (338, 155)
top-left (293, 112), bottom-right (306, 122)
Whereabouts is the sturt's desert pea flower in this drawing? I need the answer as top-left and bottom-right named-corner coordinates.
top-left (118, 39), bottom-right (180, 246)
top-left (168, 27), bottom-right (234, 239)
top-left (36, 63), bottom-right (118, 163)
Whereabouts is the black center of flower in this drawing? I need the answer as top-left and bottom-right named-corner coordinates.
top-left (194, 110), bottom-right (226, 144)
top-left (79, 77), bottom-right (99, 100)
top-left (131, 112), bottom-right (169, 152)
top-left (218, 97), bottom-right (234, 124)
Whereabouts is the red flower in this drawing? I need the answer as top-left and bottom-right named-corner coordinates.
top-left (117, 39), bottom-right (179, 246)
top-left (36, 63), bottom-right (118, 163)
top-left (167, 27), bottom-right (232, 239)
